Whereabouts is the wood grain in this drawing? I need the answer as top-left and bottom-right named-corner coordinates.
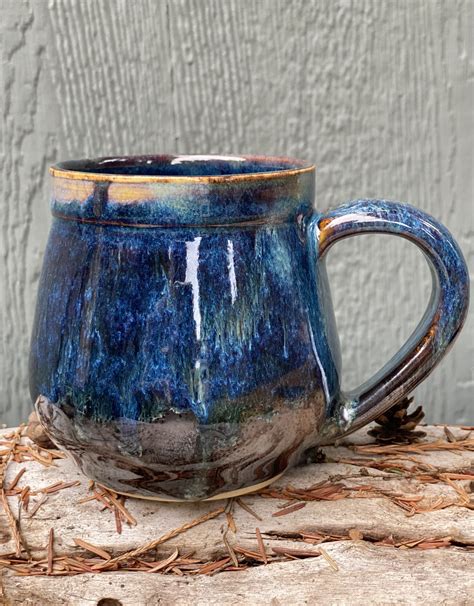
top-left (0, 425), bottom-right (472, 561)
top-left (0, 424), bottom-right (473, 604)
top-left (2, 545), bottom-right (473, 605)
top-left (1, 0), bottom-right (472, 426)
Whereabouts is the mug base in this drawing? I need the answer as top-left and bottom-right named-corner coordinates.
top-left (97, 470), bottom-right (285, 502)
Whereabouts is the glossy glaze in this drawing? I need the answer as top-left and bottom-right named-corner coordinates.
top-left (29, 155), bottom-right (469, 500)
top-left (313, 200), bottom-right (470, 434)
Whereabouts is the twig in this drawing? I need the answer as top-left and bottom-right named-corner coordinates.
top-left (94, 507), bottom-right (225, 569)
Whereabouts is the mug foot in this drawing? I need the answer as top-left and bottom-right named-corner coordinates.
top-left (97, 470), bottom-right (285, 502)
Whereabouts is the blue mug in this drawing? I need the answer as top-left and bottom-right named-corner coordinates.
top-left (29, 155), bottom-right (469, 501)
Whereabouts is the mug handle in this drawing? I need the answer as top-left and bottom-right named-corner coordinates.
top-left (310, 199), bottom-right (469, 441)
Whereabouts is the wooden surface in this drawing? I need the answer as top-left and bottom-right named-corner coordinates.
top-left (1, 0), bottom-right (473, 427)
top-left (3, 546), bottom-right (474, 606)
top-left (1, 424), bottom-right (473, 605)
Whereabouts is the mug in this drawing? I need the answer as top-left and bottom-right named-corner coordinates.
top-left (29, 155), bottom-right (469, 501)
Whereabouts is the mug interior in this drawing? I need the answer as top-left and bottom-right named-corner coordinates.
top-left (53, 154), bottom-right (313, 179)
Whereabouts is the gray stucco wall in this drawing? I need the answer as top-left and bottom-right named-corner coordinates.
top-left (1, 0), bottom-right (472, 427)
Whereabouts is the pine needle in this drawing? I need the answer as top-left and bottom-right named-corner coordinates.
top-left (47, 528), bottom-right (54, 574)
top-left (255, 527), bottom-right (267, 564)
top-left (1, 488), bottom-right (23, 557)
top-left (8, 467), bottom-right (26, 491)
top-left (73, 537), bottom-right (111, 560)
top-left (236, 497), bottom-right (262, 521)
top-left (94, 507), bottom-right (224, 569)
top-left (146, 548), bottom-right (179, 573)
top-left (318, 546), bottom-right (339, 571)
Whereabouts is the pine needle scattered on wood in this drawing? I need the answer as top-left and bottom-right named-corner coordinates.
top-left (28, 493), bottom-right (48, 518)
top-left (318, 546), bottom-right (339, 571)
top-left (262, 480), bottom-right (348, 502)
top-left (272, 546), bottom-right (322, 558)
top-left (8, 467), bottom-right (26, 491)
top-left (93, 506), bottom-right (225, 569)
top-left (47, 528), bottom-right (54, 575)
top-left (146, 548), bottom-right (179, 573)
top-left (0, 426), bottom-right (24, 488)
top-left (225, 498), bottom-right (237, 533)
top-left (1, 424), bottom-right (472, 578)
top-left (98, 487), bottom-right (137, 526)
top-left (353, 437), bottom-right (474, 455)
top-left (236, 497), bottom-right (262, 521)
top-left (195, 557), bottom-right (231, 576)
top-left (272, 502), bottom-right (307, 517)
top-left (222, 532), bottom-right (239, 568)
top-left (255, 527), bottom-right (268, 564)
top-left (73, 538), bottom-right (111, 560)
top-left (226, 511), bottom-right (237, 533)
top-left (114, 506), bottom-right (122, 534)
top-left (1, 488), bottom-right (24, 557)
top-left (78, 485), bottom-right (136, 533)
top-left (233, 545), bottom-right (267, 563)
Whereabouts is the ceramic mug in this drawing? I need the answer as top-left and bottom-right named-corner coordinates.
top-left (29, 155), bottom-right (469, 501)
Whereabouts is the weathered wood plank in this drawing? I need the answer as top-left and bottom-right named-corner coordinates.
top-left (1, 424), bottom-right (473, 603)
top-left (1, 425), bottom-right (472, 563)
top-left (2, 543), bottom-right (473, 606)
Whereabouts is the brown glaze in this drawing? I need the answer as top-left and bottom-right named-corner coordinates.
top-left (36, 388), bottom-right (325, 501)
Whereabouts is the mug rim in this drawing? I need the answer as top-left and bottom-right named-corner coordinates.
top-left (50, 154), bottom-right (315, 184)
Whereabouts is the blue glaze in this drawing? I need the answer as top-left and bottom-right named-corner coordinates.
top-left (30, 219), bottom-right (340, 425)
top-left (313, 199), bottom-right (470, 434)
top-left (57, 154), bottom-right (303, 177)
top-left (29, 156), bottom-right (470, 500)
top-left (51, 155), bottom-right (315, 226)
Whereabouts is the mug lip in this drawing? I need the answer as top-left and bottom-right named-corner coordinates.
top-left (50, 154), bottom-right (315, 184)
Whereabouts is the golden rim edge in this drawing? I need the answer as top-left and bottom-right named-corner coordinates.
top-left (50, 164), bottom-right (315, 185)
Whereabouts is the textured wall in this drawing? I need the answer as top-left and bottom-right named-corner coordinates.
top-left (1, 0), bottom-right (472, 427)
